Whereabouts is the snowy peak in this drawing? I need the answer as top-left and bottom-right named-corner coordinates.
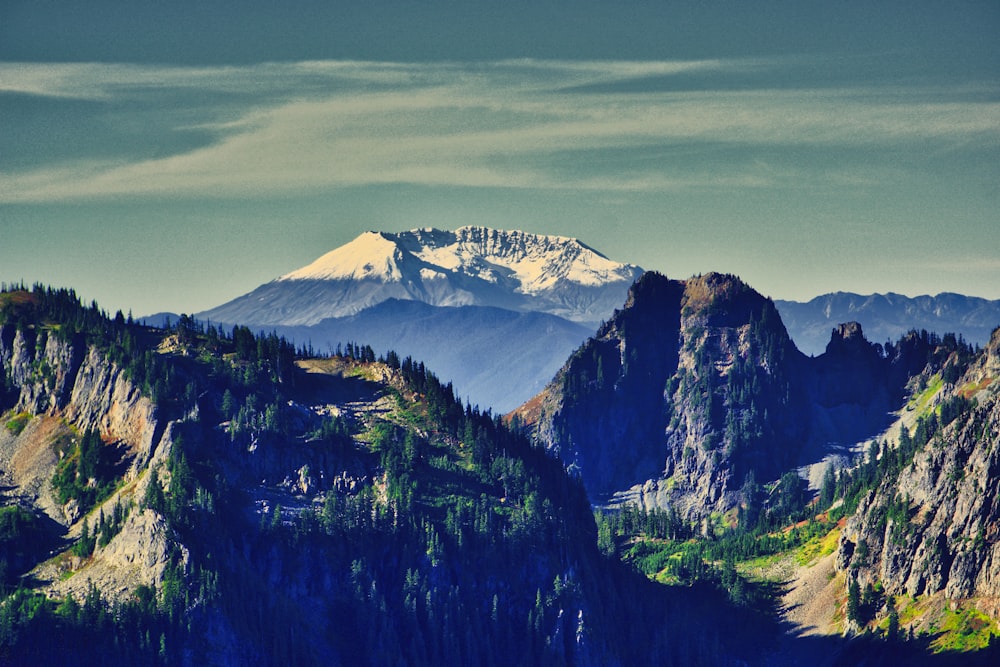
top-left (279, 231), bottom-right (406, 282)
top-left (281, 226), bottom-right (640, 295)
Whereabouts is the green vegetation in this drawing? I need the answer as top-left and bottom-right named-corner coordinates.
top-left (595, 495), bottom-right (845, 613)
top-left (0, 577), bottom-right (192, 664)
top-left (51, 428), bottom-right (119, 513)
top-left (0, 507), bottom-right (52, 593)
top-left (909, 372), bottom-right (944, 415)
top-left (930, 603), bottom-right (997, 652)
top-left (4, 412), bottom-right (31, 436)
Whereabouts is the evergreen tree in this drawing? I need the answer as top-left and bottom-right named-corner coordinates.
top-left (887, 596), bottom-right (900, 642)
top-left (143, 468), bottom-right (165, 514)
top-left (847, 578), bottom-right (861, 626)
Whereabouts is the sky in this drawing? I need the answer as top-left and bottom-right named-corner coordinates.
top-left (1, 1), bottom-right (998, 317)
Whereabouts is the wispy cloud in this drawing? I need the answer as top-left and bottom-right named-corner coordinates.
top-left (1, 59), bottom-right (998, 202)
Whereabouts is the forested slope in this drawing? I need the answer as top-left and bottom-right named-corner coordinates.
top-left (0, 284), bottom-right (769, 666)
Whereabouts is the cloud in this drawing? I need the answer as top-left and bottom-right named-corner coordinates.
top-left (1, 59), bottom-right (998, 202)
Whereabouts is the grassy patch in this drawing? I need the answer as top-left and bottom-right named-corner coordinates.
top-left (897, 595), bottom-right (922, 627)
top-left (909, 373), bottom-right (943, 416)
top-left (930, 603), bottom-right (997, 653)
top-left (4, 411), bottom-right (32, 435)
top-left (652, 561), bottom-right (684, 585)
top-left (796, 526), bottom-right (841, 566)
top-left (737, 551), bottom-right (794, 583)
top-left (739, 552), bottom-right (785, 572)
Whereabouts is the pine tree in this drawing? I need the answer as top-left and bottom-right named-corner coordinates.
top-left (143, 468), bottom-right (165, 514)
top-left (819, 464), bottom-right (837, 508)
top-left (886, 596), bottom-right (900, 642)
top-left (846, 578), bottom-right (861, 626)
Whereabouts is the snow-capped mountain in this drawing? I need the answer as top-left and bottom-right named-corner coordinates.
top-left (198, 226), bottom-right (644, 328)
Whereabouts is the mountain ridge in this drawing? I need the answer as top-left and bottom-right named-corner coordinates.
top-left (515, 272), bottom-right (949, 519)
top-left (5, 284), bottom-right (1000, 663)
top-left (775, 291), bottom-right (1000, 356)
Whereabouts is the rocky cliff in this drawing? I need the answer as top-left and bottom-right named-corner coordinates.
top-left (836, 327), bottom-right (1000, 614)
top-left (0, 318), bottom-right (176, 598)
top-left (517, 272), bottom-right (941, 519)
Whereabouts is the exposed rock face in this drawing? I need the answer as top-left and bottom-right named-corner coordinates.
top-left (0, 324), bottom-right (165, 488)
top-left (1, 322), bottom-right (179, 602)
top-left (44, 508), bottom-right (187, 603)
top-left (836, 328), bottom-right (1000, 603)
top-left (517, 272), bottom-right (935, 518)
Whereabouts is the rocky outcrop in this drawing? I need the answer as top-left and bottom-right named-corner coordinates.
top-left (615, 273), bottom-right (813, 516)
top-left (517, 272), bottom-right (942, 518)
top-left (43, 508), bottom-right (187, 603)
top-left (1, 321), bottom-right (179, 602)
top-left (1, 324), bottom-right (165, 486)
top-left (521, 272), bottom-right (684, 500)
top-left (836, 328), bottom-right (1000, 605)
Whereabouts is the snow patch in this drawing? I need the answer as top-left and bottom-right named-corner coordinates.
top-left (279, 231), bottom-right (404, 282)
top-left (419, 267), bottom-right (447, 281)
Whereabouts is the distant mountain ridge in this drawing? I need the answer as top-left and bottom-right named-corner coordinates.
top-left (192, 226), bottom-right (998, 413)
top-left (199, 226), bottom-right (643, 328)
top-left (775, 292), bottom-right (1000, 356)
top-left (273, 299), bottom-right (592, 413)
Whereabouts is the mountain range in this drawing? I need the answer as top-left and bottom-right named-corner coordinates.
top-left (3, 270), bottom-right (1000, 664)
top-left (774, 292), bottom-right (1000, 356)
top-left (185, 227), bottom-right (998, 413)
top-left (0, 286), bottom-right (774, 665)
